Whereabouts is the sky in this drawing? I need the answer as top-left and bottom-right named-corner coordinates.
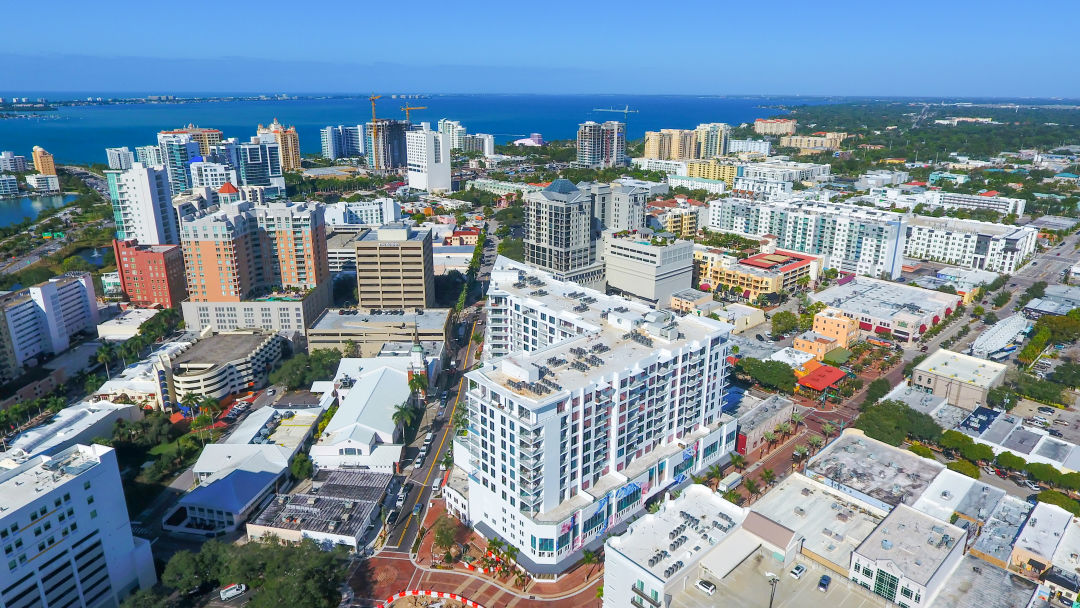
top-left (3, 0), bottom-right (1078, 97)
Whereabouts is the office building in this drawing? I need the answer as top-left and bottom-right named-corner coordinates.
top-left (161, 124), bottom-right (222, 155)
top-left (456, 257), bottom-right (737, 574)
top-left (256, 119), bottom-right (301, 171)
top-left (708, 198), bottom-right (906, 279)
top-left (105, 146), bottom-right (134, 170)
top-left (189, 161), bottom-right (237, 190)
top-left (324, 198), bottom-right (400, 229)
top-left (112, 239), bottom-right (188, 308)
top-left (811, 276), bottom-right (962, 344)
top-left (134, 145), bottom-right (163, 167)
top-left (25, 173), bottom-right (59, 193)
top-left (167, 330), bottom-right (284, 400)
top-left (365, 119), bottom-right (409, 170)
top-left (106, 162), bottom-right (178, 245)
top-left (686, 158), bottom-right (739, 185)
top-left (0, 174), bottom-right (17, 196)
top-left (307, 308), bottom-right (450, 356)
top-left (522, 179), bottom-right (606, 288)
top-left (904, 216), bottom-right (1037, 273)
top-left (0, 444), bottom-right (157, 607)
top-left (753, 118), bottom-right (797, 135)
top-left (354, 224), bottom-right (435, 310)
top-left (912, 349), bottom-right (1007, 410)
top-left (0, 150), bottom-right (28, 172)
top-left (406, 122), bottom-right (451, 192)
top-left (156, 132), bottom-right (201, 192)
top-left (0, 273), bottom-right (99, 383)
top-left (602, 231), bottom-right (693, 305)
top-left (320, 124), bottom-right (364, 160)
top-left (575, 120), bottom-right (625, 168)
top-left (694, 122), bottom-right (730, 158)
top-left (643, 128), bottom-right (698, 160)
top-left (31, 145), bottom-right (56, 175)
top-left (630, 157), bottom-right (688, 176)
top-left (780, 132), bottom-right (847, 151)
top-left (437, 119), bottom-right (468, 149)
top-left (579, 180), bottom-right (648, 233)
top-left (179, 200), bottom-right (331, 333)
top-left (461, 133), bottom-right (495, 156)
top-left (726, 138), bottom-right (772, 155)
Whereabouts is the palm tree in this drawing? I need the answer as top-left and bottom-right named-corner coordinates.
top-left (743, 478), bottom-right (761, 503)
top-left (96, 343), bottom-right (115, 379)
top-left (790, 411), bottom-right (804, 433)
top-left (486, 538), bottom-right (505, 558)
top-left (777, 422), bottom-right (793, 437)
top-left (408, 374), bottom-right (428, 402)
top-left (343, 340), bottom-right (359, 357)
top-left (762, 431), bottom-right (777, 453)
top-left (793, 445), bottom-right (810, 467)
top-left (808, 434), bottom-right (825, 452)
top-left (199, 396), bottom-right (220, 415)
top-left (761, 469), bottom-right (776, 486)
top-left (690, 474), bottom-right (707, 486)
top-left (180, 393), bottom-right (200, 418)
top-left (821, 421), bottom-right (836, 439)
top-left (581, 549), bottom-right (598, 581)
top-left (707, 464), bottom-right (722, 488)
top-left (730, 453), bottom-right (747, 471)
top-left (392, 402), bottom-right (416, 428)
top-left (721, 489), bottom-right (741, 505)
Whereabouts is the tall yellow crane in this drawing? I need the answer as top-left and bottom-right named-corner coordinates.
top-left (401, 105), bottom-right (427, 122)
top-left (369, 95), bottom-right (382, 170)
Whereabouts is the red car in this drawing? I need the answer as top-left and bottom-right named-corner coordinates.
top-left (995, 469), bottom-right (1008, 479)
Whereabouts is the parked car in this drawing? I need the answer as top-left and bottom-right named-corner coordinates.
top-left (1025, 480), bottom-right (1041, 491)
top-left (755, 334), bottom-right (765, 342)
top-left (818, 575), bottom-right (831, 592)
top-left (995, 468), bottom-right (1008, 478)
top-left (1039, 406), bottom-right (1057, 415)
top-left (790, 564), bottom-right (807, 580)
top-left (1051, 429), bottom-right (1065, 438)
top-left (695, 580), bottom-right (717, 596)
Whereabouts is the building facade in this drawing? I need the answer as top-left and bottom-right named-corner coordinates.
top-left (366, 119), bottom-right (409, 170)
top-left (168, 330), bottom-right (284, 400)
top-left (31, 145), bottom-right (56, 175)
top-left (321, 124), bottom-right (364, 159)
top-left (106, 162), bottom-right (178, 245)
top-left (904, 216), bottom-right (1037, 273)
top-left (0, 150), bottom-right (28, 172)
top-left (911, 349), bottom-right (1006, 410)
top-left (257, 119), bottom-right (301, 171)
top-left (602, 232), bottom-right (693, 305)
top-left (405, 123), bottom-right (451, 193)
top-left (105, 147), bottom-right (135, 170)
top-left (686, 158), bottom-right (739, 186)
top-left (523, 180), bottom-right (606, 288)
top-left (753, 118), bottom-right (797, 135)
top-left (575, 121), bottom-right (626, 168)
top-left (134, 145), bottom-right (163, 167)
top-left (0, 174), bottom-right (18, 196)
top-left (354, 224), bottom-right (435, 310)
top-left (113, 239), bottom-right (188, 308)
top-left (161, 124), bottom-right (223, 155)
top-left (156, 132), bottom-right (201, 192)
top-left (25, 173), bottom-right (59, 193)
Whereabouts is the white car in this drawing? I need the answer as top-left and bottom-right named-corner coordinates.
top-left (790, 564), bottom-right (807, 580)
top-left (695, 579), bottom-right (716, 596)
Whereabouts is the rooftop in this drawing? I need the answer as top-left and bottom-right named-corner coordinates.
top-left (736, 395), bottom-right (795, 434)
top-left (0, 444), bottom-right (106, 510)
top-left (915, 349), bottom-right (1007, 389)
top-left (884, 384), bottom-right (948, 416)
top-left (907, 215), bottom-right (1037, 239)
top-left (928, 556), bottom-right (1036, 608)
top-left (326, 231), bottom-right (365, 250)
top-left (752, 473), bottom-right (883, 570)
top-left (0, 400), bottom-right (139, 462)
top-left (855, 504), bottom-right (964, 586)
top-left (1014, 502), bottom-right (1072, 559)
top-left (807, 430), bottom-right (943, 509)
top-left (797, 364), bottom-right (847, 392)
top-left (972, 495), bottom-right (1033, 565)
top-left (173, 331), bottom-right (273, 367)
top-left (311, 307), bottom-right (450, 333)
top-left (812, 277), bottom-right (959, 324)
top-left (739, 250), bottom-right (818, 273)
top-left (606, 484), bottom-right (746, 583)
top-left (911, 469), bottom-right (1005, 523)
top-left (319, 357), bottom-right (415, 445)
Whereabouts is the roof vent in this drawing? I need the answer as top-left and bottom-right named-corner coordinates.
top-left (881, 539), bottom-right (893, 550)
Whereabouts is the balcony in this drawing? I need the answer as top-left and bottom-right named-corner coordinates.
top-left (631, 586), bottom-right (662, 607)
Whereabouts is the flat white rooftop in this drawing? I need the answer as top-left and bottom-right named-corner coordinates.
top-left (812, 276), bottom-right (958, 323)
top-left (807, 430), bottom-right (943, 508)
top-left (0, 444), bottom-right (107, 510)
top-left (915, 349), bottom-right (1006, 389)
top-left (855, 504), bottom-right (964, 586)
top-left (1014, 502), bottom-right (1072, 560)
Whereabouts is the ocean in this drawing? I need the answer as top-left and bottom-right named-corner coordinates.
top-left (0, 94), bottom-right (804, 165)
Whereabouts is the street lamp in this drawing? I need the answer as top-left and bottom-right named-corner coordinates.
top-left (764, 572), bottom-right (780, 608)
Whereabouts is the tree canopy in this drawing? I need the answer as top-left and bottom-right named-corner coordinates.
top-left (269, 349), bottom-right (342, 390)
top-left (736, 358), bottom-right (797, 393)
top-left (854, 400), bottom-right (942, 446)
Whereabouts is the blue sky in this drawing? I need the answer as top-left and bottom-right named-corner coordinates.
top-left (3, 0), bottom-right (1077, 97)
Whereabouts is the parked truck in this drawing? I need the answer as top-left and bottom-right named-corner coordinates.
top-left (220, 584), bottom-right (247, 601)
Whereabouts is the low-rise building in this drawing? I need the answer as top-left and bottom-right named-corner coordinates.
top-left (912, 349), bottom-right (1006, 410)
top-left (464, 178), bottom-right (546, 197)
top-left (306, 308), bottom-right (450, 356)
top-left (25, 173), bottom-right (60, 193)
top-left (0, 399), bottom-right (142, 462)
top-left (811, 277), bottom-right (962, 344)
top-left (0, 174), bottom-right (18, 196)
top-left (711, 303), bottom-right (766, 334)
top-left (602, 231), bottom-right (693, 306)
top-left (665, 175), bottom-right (727, 195)
top-left (168, 330), bottom-right (284, 401)
top-left (630, 157), bottom-right (688, 176)
top-left (780, 132), bottom-right (848, 152)
top-left (735, 395), bottom-right (796, 456)
top-left (904, 216), bottom-right (1037, 273)
top-left (1010, 502), bottom-right (1072, 580)
top-left (753, 118), bottom-right (797, 135)
top-left (726, 138), bottom-right (771, 155)
top-left (695, 247), bottom-right (821, 303)
top-left (96, 308), bottom-right (161, 342)
top-left (181, 283), bottom-right (332, 336)
top-left (731, 176), bottom-right (793, 200)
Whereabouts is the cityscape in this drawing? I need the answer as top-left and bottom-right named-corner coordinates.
top-left (4, 5), bottom-right (1080, 608)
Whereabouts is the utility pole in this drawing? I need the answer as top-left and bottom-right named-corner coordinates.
top-left (766, 573), bottom-right (780, 608)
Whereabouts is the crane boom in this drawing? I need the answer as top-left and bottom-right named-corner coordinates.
top-left (401, 105), bottom-right (428, 122)
top-left (369, 95), bottom-right (382, 170)
top-left (592, 105), bottom-right (639, 121)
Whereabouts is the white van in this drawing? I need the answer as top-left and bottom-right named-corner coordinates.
top-left (424, 432), bottom-right (434, 445)
top-left (220, 584), bottom-right (247, 601)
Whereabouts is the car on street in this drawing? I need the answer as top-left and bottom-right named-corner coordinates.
top-left (412, 503), bottom-right (423, 517)
top-left (1025, 480), bottom-right (1041, 491)
top-left (1051, 429), bottom-right (1064, 438)
top-left (817, 575), bottom-right (831, 592)
top-left (790, 564), bottom-right (807, 580)
top-left (995, 468), bottom-right (1008, 478)
top-left (695, 580), bottom-right (716, 596)
top-left (755, 334), bottom-right (765, 342)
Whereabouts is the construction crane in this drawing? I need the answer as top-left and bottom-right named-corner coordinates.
top-left (401, 105), bottom-right (428, 122)
top-left (369, 95), bottom-right (382, 170)
top-left (593, 105), bottom-right (639, 121)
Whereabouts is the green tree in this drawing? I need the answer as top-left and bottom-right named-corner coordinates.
top-left (433, 517), bottom-right (457, 553)
top-left (939, 429), bottom-right (975, 453)
top-left (162, 549), bottom-right (205, 593)
top-left (289, 453), bottom-right (313, 480)
top-left (947, 460), bottom-right (981, 479)
top-left (581, 549), bottom-right (599, 581)
top-left (909, 443), bottom-right (934, 458)
top-left (729, 453), bottom-right (746, 471)
top-left (1038, 490), bottom-right (1080, 516)
top-left (743, 478), bottom-right (761, 502)
top-left (736, 358), bottom-right (797, 393)
top-left (771, 311), bottom-right (799, 336)
top-left (995, 451), bottom-right (1027, 471)
top-left (761, 469), bottom-right (776, 486)
top-left (96, 342), bottom-right (116, 379)
top-left (392, 401), bottom-right (417, 428)
top-left (854, 400), bottom-right (943, 446)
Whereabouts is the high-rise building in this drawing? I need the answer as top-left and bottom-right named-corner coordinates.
top-left (354, 224), bottom-right (435, 310)
top-left (451, 256), bottom-right (737, 573)
top-left (437, 119), bottom-right (468, 149)
top-left (106, 162), bottom-right (178, 245)
top-left (904, 216), bottom-right (1037, 273)
top-left (685, 158), bottom-right (740, 186)
top-left (257, 119), bottom-right (301, 171)
top-left (0, 150), bottom-right (28, 172)
top-left (780, 132), bottom-right (847, 152)
top-left (575, 121), bottom-right (625, 168)
top-left (523, 179), bottom-right (605, 287)
top-left (0, 444), bottom-right (157, 608)
top-left (189, 161), bottom-right (238, 190)
top-left (105, 146), bottom-right (135, 170)
top-left (161, 124), bottom-right (223, 155)
top-left (365, 119), bottom-right (409, 170)
top-left (643, 129), bottom-right (698, 161)
top-left (0, 272), bottom-right (99, 382)
top-left (156, 132), bottom-right (201, 193)
top-left (694, 122), bottom-right (730, 158)
top-left (320, 125), bottom-right (364, 160)
top-left (461, 133), bottom-right (495, 156)
top-left (31, 146), bottom-right (56, 175)
top-left (725, 138), bottom-right (772, 155)
top-left (112, 239), bottom-right (189, 308)
top-left (135, 145), bottom-right (164, 167)
top-left (602, 231), bottom-right (694, 305)
top-left (708, 198), bottom-right (907, 279)
top-left (179, 200), bottom-right (331, 333)
top-left (207, 137), bottom-right (286, 192)
top-left (405, 122), bottom-right (451, 193)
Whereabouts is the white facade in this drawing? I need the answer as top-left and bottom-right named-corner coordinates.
top-left (665, 175), bottom-right (727, 195)
top-left (576, 121), bottom-right (626, 168)
top-left (25, 173), bottom-right (60, 193)
top-left (324, 198), bottom-right (401, 228)
top-left (631, 157), bottom-right (689, 176)
top-left (732, 176), bottom-right (793, 200)
top-left (0, 174), bottom-right (18, 196)
top-left (709, 197), bottom-right (907, 279)
top-left (189, 161), bottom-right (237, 190)
top-left (725, 138), bottom-right (771, 155)
top-left (0, 150), bottom-right (28, 173)
top-left (438, 119), bottom-right (468, 150)
top-left (134, 145), bottom-right (163, 167)
top-left (461, 133), bottom-right (496, 156)
top-left (602, 232), bottom-right (694, 305)
top-left (168, 331), bottom-right (284, 401)
top-left (739, 159), bottom-right (831, 182)
top-left (156, 132), bottom-right (201, 192)
top-left (321, 124), bottom-right (364, 159)
top-left (406, 123), bottom-right (451, 193)
top-left (904, 216), bottom-right (1037, 273)
top-left (106, 162), bottom-right (178, 245)
top-left (0, 272), bottom-right (100, 373)
top-left (0, 444), bottom-right (156, 607)
top-left (460, 257), bottom-right (737, 574)
top-left (865, 188), bottom-right (1026, 217)
top-left (105, 146), bottom-right (135, 170)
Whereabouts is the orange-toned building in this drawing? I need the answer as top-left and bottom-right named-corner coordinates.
top-left (258, 119), bottom-right (301, 171)
top-left (31, 146), bottom-right (55, 175)
top-left (794, 308), bottom-right (861, 361)
top-left (159, 124), bottom-right (223, 155)
top-left (113, 239), bottom-right (188, 308)
top-left (446, 228), bottom-right (481, 246)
